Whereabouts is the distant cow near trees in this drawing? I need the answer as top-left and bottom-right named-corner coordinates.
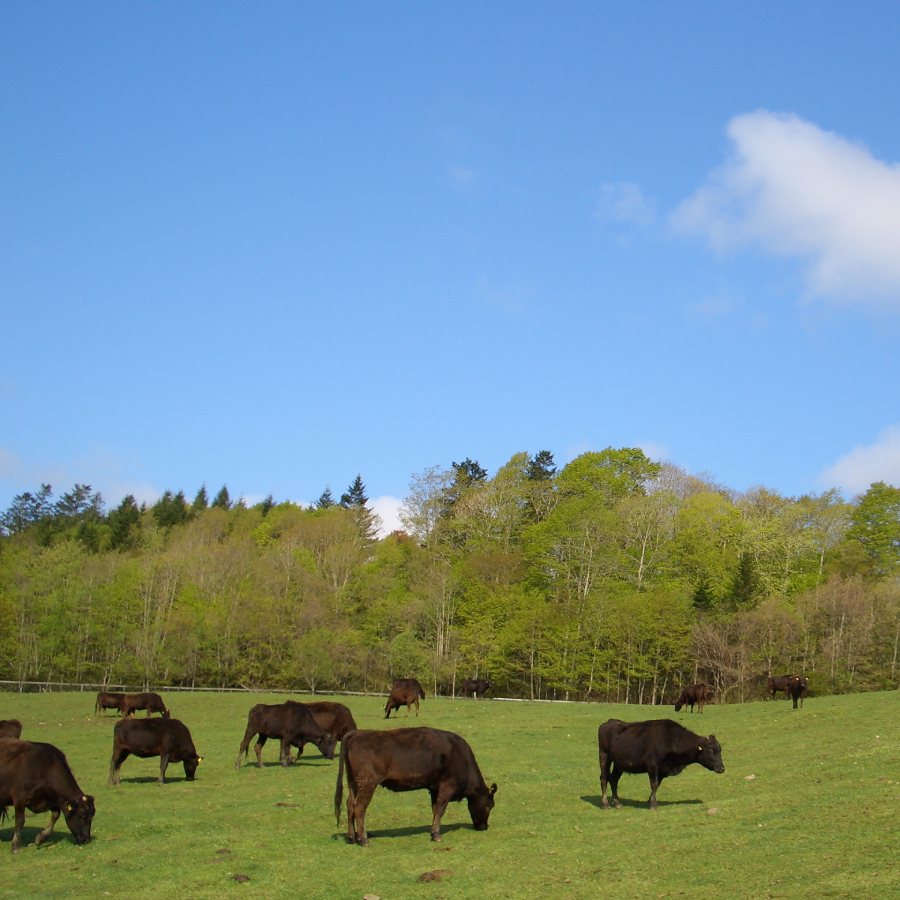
top-left (0, 739), bottom-right (95, 852)
top-left (674, 683), bottom-right (709, 714)
top-left (767, 675), bottom-right (794, 700)
top-left (95, 692), bottom-right (126, 716)
top-left (385, 678), bottom-right (426, 718)
top-left (122, 692), bottom-right (169, 718)
top-left (0, 720), bottom-right (23, 740)
top-left (787, 675), bottom-right (809, 709)
top-left (335, 727), bottom-right (497, 845)
top-left (598, 718), bottom-right (724, 810)
top-left (460, 679), bottom-right (492, 699)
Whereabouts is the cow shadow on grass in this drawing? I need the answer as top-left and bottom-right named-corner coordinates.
top-left (0, 825), bottom-right (69, 848)
top-left (334, 822), bottom-right (468, 842)
top-left (117, 775), bottom-right (193, 784)
top-left (580, 795), bottom-right (702, 809)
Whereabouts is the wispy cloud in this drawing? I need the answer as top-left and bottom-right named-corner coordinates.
top-left (673, 111), bottom-right (900, 312)
top-left (597, 182), bottom-right (656, 226)
top-left (819, 426), bottom-right (900, 495)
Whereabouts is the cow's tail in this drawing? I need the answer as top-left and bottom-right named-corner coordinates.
top-left (0, 805), bottom-right (8, 825)
top-left (334, 732), bottom-right (349, 826)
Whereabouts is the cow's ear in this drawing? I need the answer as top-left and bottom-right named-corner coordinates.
top-left (490, 783), bottom-right (498, 796)
top-left (197, 756), bottom-right (203, 763)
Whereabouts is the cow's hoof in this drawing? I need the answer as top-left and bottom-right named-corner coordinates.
top-left (11, 846), bottom-right (21, 855)
top-left (613, 800), bottom-right (623, 809)
top-left (431, 834), bottom-right (441, 842)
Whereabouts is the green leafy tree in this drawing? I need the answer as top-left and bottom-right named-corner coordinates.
top-left (846, 481), bottom-right (900, 576)
top-left (556, 448), bottom-right (661, 503)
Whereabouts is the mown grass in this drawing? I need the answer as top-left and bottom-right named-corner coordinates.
top-left (0, 688), bottom-right (897, 899)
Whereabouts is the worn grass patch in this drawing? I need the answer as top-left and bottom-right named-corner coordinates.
top-left (0, 689), bottom-right (897, 899)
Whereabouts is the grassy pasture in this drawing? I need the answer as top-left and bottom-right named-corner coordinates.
top-left (0, 689), bottom-right (897, 899)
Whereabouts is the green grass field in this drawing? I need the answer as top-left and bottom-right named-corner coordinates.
top-left (0, 689), bottom-right (897, 899)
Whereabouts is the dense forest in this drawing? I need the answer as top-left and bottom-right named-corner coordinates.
top-left (1, 449), bottom-right (899, 704)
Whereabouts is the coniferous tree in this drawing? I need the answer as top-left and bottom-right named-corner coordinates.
top-left (192, 485), bottom-right (209, 512)
top-left (211, 485), bottom-right (231, 510)
top-left (259, 494), bottom-right (275, 516)
top-left (340, 475), bottom-right (369, 508)
top-left (316, 487), bottom-right (336, 509)
top-left (153, 490), bottom-right (189, 528)
top-left (109, 494), bottom-right (141, 549)
top-left (526, 450), bottom-right (557, 480)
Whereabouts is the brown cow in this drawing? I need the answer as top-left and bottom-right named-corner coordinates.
top-left (290, 702), bottom-right (357, 760)
top-left (460, 679), bottom-right (492, 699)
top-left (109, 716), bottom-right (201, 786)
top-left (0, 739), bottom-right (95, 853)
top-left (235, 701), bottom-right (336, 769)
top-left (787, 675), bottom-right (809, 709)
top-left (0, 720), bottom-right (23, 740)
top-left (767, 675), bottom-right (794, 700)
top-left (122, 692), bottom-right (169, 718)
top-left (385, 678), bottom-right (426, 718)
top-left (674, 683), bottom-right (709, 714)
top-left (95, 692), bottom-right (126, 716)
top-left (335, 727), bottom-right (497, 845)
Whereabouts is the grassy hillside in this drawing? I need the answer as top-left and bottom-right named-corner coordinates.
top-left (0, 689), bottom-right (896, 899)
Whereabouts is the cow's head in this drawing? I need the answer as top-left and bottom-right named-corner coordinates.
top-left (468, 783), bottom-right (497, 831)
top-left (697, 736), bottom-right (725, 774)
top-left (674, 699), bottom-right (684, 712)
top-left (317, 731), bottom-right (337, 761)
top-left (184, 752), bottom-right (201, 781)
top-left (63, 795), bottom-right (95, 845)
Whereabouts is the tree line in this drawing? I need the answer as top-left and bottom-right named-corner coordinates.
top-left (1, 450), bottom-right (898, 703)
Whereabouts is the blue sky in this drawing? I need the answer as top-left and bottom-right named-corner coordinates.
top-left (3, 3), bottom-right (900, 531)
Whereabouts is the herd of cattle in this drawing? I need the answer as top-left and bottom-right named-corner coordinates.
top-left (0, 672), bottom-right (810, 853)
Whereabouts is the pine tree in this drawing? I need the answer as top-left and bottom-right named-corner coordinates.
top-left (211, 485), bottom-right (231, 510)
top-left (109, 494), bottom-right (141, 549)
top-left (340, 475), bottom-right (369, 508)
top-left (526, 450), bottom-right (557, 480)
top-left (259, 494), bottom-right (275, 516)
top-left (192, 485), bottom-right (209, 511)
top-left (316, 487), bottom-right (336, 509)
top-left (152, 490), bottom-right (189, 528)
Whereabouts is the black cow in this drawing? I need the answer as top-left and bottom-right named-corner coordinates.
top-left (235, 701), bottom-right (336, 769)
top-left (335, 727), bottom-right (497, 845)
top-left (598, 718), bottom-right (724, 810)
top-left (294, 701), bottom-right (357, 756)
top-left (674, 683), bottom-right (709, 714)
top-left (0, 720), bottom-right (23, 740)
top-left (787, 675), bottom-right (809, 709)
top-left (109, 717), bottom-right (201, 786)
top-left (122, 692), bottom-right (170, 718)
top-left (95, 692), bottom-right (126, 716)
top-left (0, 739), bottom-right (95, 853)
top-left (385, 678), bottom-right (426, 718)
top-left (460, 679), bottom-right (492, 699)
top-left (767, 675), bottom-right (794, 700)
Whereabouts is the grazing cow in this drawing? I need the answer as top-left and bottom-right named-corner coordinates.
top-left (109, 717), bottom-right (201, 786)
top-left (0, 720), bottom-right (23, 740)
top-left (95, 692), bottom-right (126, 716)
top-left (460, 679), bottom-right (492, 699)
top-left (674, 683), bottom-right (709, 714)
top-left (335, 727), bottom-right (497, 845)
top-left (298, 701), bottom-right (357, 748)
top-left (0, 739), bottom-right (95, 853)
top-left (122, 692), bottom-right (169, 718)
top-left (235, 701), bottom-right (336, 769)
top-left (787, 675), bottom-right (809, 709)
top-left (767, 675), bottom-right (794, 700)
top-left (598, 718), bottom-right (724, 810)
top-left (385, 678), bottom-right (426, 718)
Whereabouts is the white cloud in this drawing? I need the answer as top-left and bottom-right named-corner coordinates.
top-left (673, 111), bottom-right (900, 311)
top-left (597, 182), bottom-right (656, 226)
top-left (819, 426), bottom-right (900, 495)
top-left (371, 495), bottom-right (403, 538)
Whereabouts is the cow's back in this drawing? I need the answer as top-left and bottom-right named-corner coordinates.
top-left (304, 702), bottom-right (356, 740)
top-left (0, 739), bottom-right (79, 797)
top-left (0, 720), bottom-right (23, 740)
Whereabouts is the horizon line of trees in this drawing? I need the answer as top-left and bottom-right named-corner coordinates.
top-left (1, 450), bottom-right (898, 703)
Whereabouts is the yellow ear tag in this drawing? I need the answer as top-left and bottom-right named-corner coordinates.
top-left (198, 757), bottom-right (203, 763)
top-left (698, 746), bottom-right (703, 751)
top-left (81, 795), bottom-right (86, 801)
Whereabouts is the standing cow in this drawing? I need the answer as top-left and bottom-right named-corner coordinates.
top-left (235, 701), bottom-right (336, 769)
top-left (767, 675), bottom-right (794, 700)
top-left (335, 727), bottom-right (497, 845)
top-left (385, 678), bottom-right (426, 718)
top-left (122, 692), bottom-right (169, 718)
top-left (0, 739), bottom-right (95, 853)
top-left (109, 717), bottom-right (201, 786)
top-left (787, 675), bottom-right (809, 709)
top-left (460, 679), bottom-right (492, 699)
top-left (674, 683), bottom-right (709, 714)
top-left (292, 701), bottom-right (357, 759)
top-left (95, 692), bottom-right (126, 716)
top-left (598, 718), bottom-right (724, 810)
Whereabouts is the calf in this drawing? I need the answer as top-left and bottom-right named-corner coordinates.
top-left (335, 727), bottom-right (497, 845)
top-left (787, 675), bottom-right (809, 709)
top-left (767, 675), bottom-right (794, 700)
top-left (0, 720), bottom-right (23, 740)
top-left (0, 739), bottom-right (95, 853)
top-left (460, 679), bottom-right (492, 699)
top-left (674, 683), bottom-right (709, 714)
top-left (235, 701), bottom-right (336, 769)
top-left (95, 692), bottom-right (126, 716)
top-left (385, 678), bottom-right (426, 718)
top-left (598, 718), bottom-right (724, 810)
top-left (122, 692), bottom-right (169, 718)
top-left (109, 717), bottom-right (201, 786)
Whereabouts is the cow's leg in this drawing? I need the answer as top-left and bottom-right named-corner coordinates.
top-left (430, 784), bottom-right (454, 841)
top-left (647, 765), bottom-right (661, 810)
top-left (158, 753), bottom-right (169, 786)
top-left (353, 783), bottom-right (376, 846)
top-left (34, 810), bottom-right (60, 847)
top-left (255, 736), bottom-right (267, 768)
top-left (599, 752), bottom-right (611, 809)
top-left (108, 748), bottom-right (129, 786)
top-left (236, 727), bottom-right (257, 769)
top-left (345, 776), bottom-right (358, 844)
top-left (280, 737), bottom-right (292, 767)
top-left (608, 762), bottom-right (624, 808)
top-left (11, 802), bottom-right (26, 853)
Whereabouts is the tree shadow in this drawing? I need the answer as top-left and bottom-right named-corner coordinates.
top-left (581, 795), bottom-right (703, 809)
